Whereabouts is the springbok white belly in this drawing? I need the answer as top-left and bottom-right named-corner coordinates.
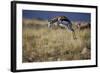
top-left (59, 24), bottom-right (67, 28)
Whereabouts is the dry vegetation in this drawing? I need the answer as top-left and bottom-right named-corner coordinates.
top-left (22, 19), bottom-right (91, 63)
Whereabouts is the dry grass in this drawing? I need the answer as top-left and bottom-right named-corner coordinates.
top-left (22, 19), bottom-right (91, 63)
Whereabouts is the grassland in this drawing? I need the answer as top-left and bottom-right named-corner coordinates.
top-left (22, 19), bottom-right (91, 63)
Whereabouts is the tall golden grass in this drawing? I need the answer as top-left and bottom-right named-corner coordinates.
top-left (22, 19), bottom-right (91, 63)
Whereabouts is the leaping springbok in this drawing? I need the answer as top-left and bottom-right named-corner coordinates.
top-left (48, 16), bottom-right (76, 39)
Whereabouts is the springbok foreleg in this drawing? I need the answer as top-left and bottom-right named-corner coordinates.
top-left (67, 25), bottom-right (77, 39)
top-left (48, 21), bottom-right (51, 28)
top-left (72, 30), bottom-right (77, 39)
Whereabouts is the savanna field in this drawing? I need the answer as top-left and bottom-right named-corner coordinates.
top-left (22, 19), bottom-right (91, 63)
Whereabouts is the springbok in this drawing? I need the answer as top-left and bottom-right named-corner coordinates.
top-left (48, 16), bottom-right (76, 39)
top-left (77, 22), bottom-right (91, 30)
